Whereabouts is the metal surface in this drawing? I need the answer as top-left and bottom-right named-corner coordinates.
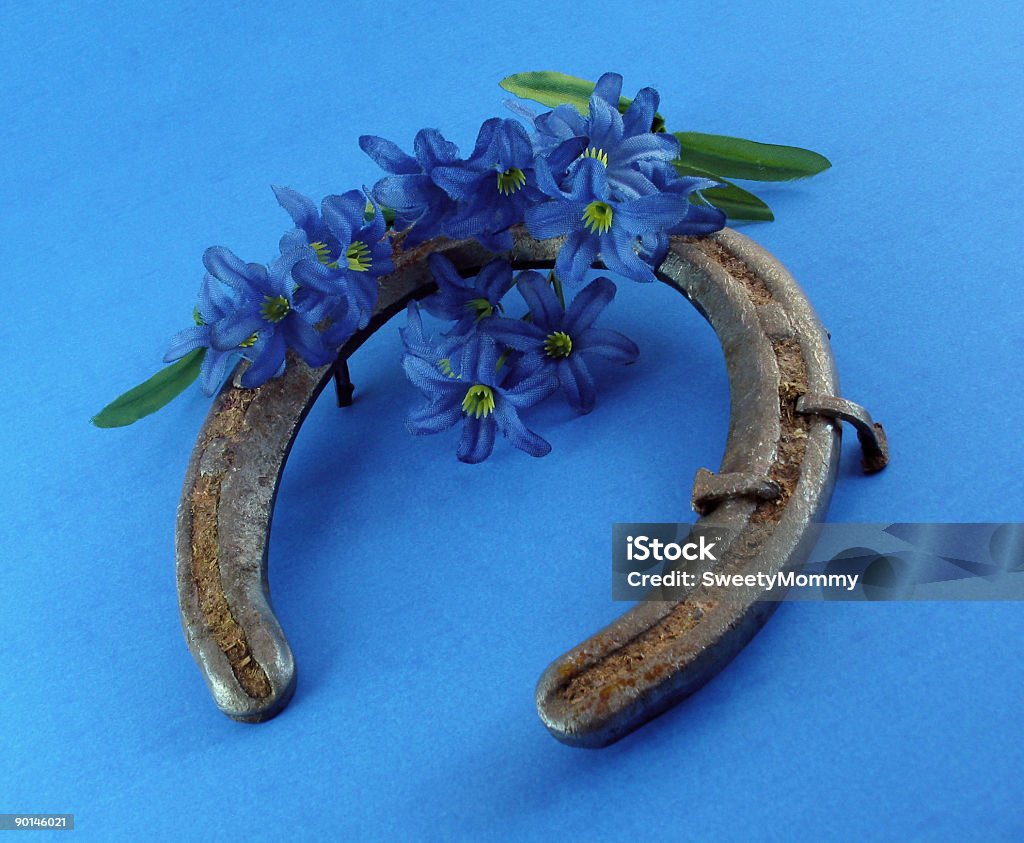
top-left (175, 226), bottom-right (886, 741)
top-left (797, 393), bottom-right (889, 473)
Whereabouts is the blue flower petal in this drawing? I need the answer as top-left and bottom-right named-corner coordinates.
top-left (203, 246), bottom-right (257, 293)
top-left (525, 198), bottom-right (580, 239)
top-left (468, 118), bottom-right (500, 160)
top-left (600, 229), bottom-right (657, 282)
top-left (535, 104), bottom-right (586, 142)
top-left (196, 273), bottom-right (233, 322)
top-left (545, 136), bottom-right (589, 175)
top-left (515, 270), bottom-right (563, 330)
top-left (164, 325), bottom-right (208, 362)
top-left (210, 308), bottom-right (264, 349)
top-left (372, 174), bottom-right (439, 214)
top-left (671, 201), bottom-right (727, 235)
top-left (457, 414), bottom-right (496, 464)
top-left (272, 186), bottom-right (319, 234)
top-left (466, 334), bottom-right (500, 383)
top-left (587, 94), bottom-right (620, 147)
top-left (558, 354), bottom-right (597, 414)
top-left (621, 87), bottom-right (659, 136)
top-left (320, 193), bottom-right (361, 249)
top-left (493, 400), bottom-right (551, 458)
top-left (414, 128), bottom-right (459, 166)
top-left (407, 394), bottom-right (463, 435)
top-left (359, 135), bottom-right (420, 175)
top-left (278, 228), bottom-right (311, 255)
top-left (616, 191), bottom-right (688, 233)
top-left (564, 276), bottom-right (616, 333)
top-left (501, 119), bottom-right (534, 167)
top-left (285, 316), bottom-right (333, 368)
top-left (480, 316), bottom-right (546, 350)
top-left (291, 258), bottom-right (344, 295)
top-left (476, 259), bottom-right (514, 303)
top-left (240, 330), bottom-right (287, 388)
top-left (574, 327), bottom-right (639, 363)
top-left (504, 368), bottom-right (558, 409)
top-left (558, 230), bottom-right (600, 287)
top-left (199, 348), bottom-right (238, 396)
top-left (431, 164), bottom-right (482, 197)
top-left (573, 157), bottom-right (611, 200)
top-left (403, 353), bottom-right (459, 395)
top-left (593, 72), bottom-right (624, 106)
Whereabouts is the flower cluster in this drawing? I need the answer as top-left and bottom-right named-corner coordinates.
top-left (362, 71), bottom-right (725, 286)
top-left (150, 71), bottom-right (727, 462)
top-left (164, 189), bottom-right (393, 394)
top-left (401, 256), bottom-right (638, 463)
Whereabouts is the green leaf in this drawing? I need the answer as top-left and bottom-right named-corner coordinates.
top-left (499, 71), bottom-right (665, 132)
top-left (92, 348), bottom-right (206, 428)
top-left (672, 161), bottom-right (775, 222)
top-left (673, 132), bottom-right (831, 182)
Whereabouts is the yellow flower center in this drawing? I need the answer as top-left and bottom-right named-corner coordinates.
top-left (466, 297), bottom-right (495, 321)
top-left (582, 146), bottom-right (609, 167)
top-left (497, 167), bottom-right (527, 196)
top-left (260, 295), bottom-right (290, 323)
top-left (461, 384), bottom-right (495, 419)
top-left (346, 240), bottom-right (372, 272)
top-left (544, 331), bottom-right (573, 358)
top-left (582, 201), bottom-right (614, 235)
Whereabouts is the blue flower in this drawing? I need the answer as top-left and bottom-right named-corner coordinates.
top-left (273, 186), bottom-right (393, 335)
top-left (164, 271), bottom-right (243, 396)
top-left (403, 334), bottom-right (557, 464)
top-left (525, 157), bottom-right (693, 286)
top-left (203, 246), bottom-right (334, 388)
top-left (421, 254), bottom-right (514, 337)
top-left (638, 161), bottom-right (726, 236)
top-left (360, 129), bottom-right (462, 246)
top-left (481, 272), bottom-right (637, 413)
top-left (431, 118), bottom-right (584, 251)
top-left (531, 72), bottom-right (680, 201)
top-left (398, 300), bottom-right (463, 375)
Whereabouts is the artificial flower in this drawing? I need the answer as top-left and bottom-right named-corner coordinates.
top-left (360, 129), bottom-right (461, 245)
top-left (481, 273), bottom-right (637, 413)
top-left (402, 334), bottom-right (557, 463)
top-left (420, 254), bottom-right (515, 337)
top-left (273, 186), bottom-right (392, 331)
top-left (204, 246), bottom-right (334, 387)
top-left (431, 118), bottom-right (584, 251)
top-left (163, 271), bottom-right (243, 396)
top-left (530, 72), bottom-right (679, 201)
top-left (525, 157), bottom-right (692, 285)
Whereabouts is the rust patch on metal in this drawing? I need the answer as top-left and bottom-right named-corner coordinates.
top-left (200, 388), bottom-right (256, 447)
top-left (683, 235), bottom-right (773, 305)
top-left (189, 473), bottom-right (272, 699)
top-left (751, 337), bottom-right (810, 523)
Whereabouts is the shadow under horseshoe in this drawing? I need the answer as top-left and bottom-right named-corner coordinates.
top-left (175, 226), bottom-right (888, 746)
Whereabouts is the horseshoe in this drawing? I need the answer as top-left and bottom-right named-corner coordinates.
top-left (175, 226), bottom-right (887, 744)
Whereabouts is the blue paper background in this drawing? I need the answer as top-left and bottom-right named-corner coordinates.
top-left (3, 1), bottom-right (1022, 839)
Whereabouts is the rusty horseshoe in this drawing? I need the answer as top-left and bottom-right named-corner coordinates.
top-left (175, 226), bottom-right (887, 745)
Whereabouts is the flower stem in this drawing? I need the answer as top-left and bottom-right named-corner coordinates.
top-left (548, 270), bottom-right (565, 309)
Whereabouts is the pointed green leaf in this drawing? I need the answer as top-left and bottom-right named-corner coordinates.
top-left (672, 161), bottom-right (774, 222)
top-left (92, 348), bottom-right (206, 428)
top-left (674, 132), bottom-right (831, 182)
top-left (499, 71), bottom-right (665, 131)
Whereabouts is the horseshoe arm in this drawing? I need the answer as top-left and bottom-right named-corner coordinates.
top-left (175, 237), bottom-right (502, 721)
top-left (536, 229), bottom-right (850, 746)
